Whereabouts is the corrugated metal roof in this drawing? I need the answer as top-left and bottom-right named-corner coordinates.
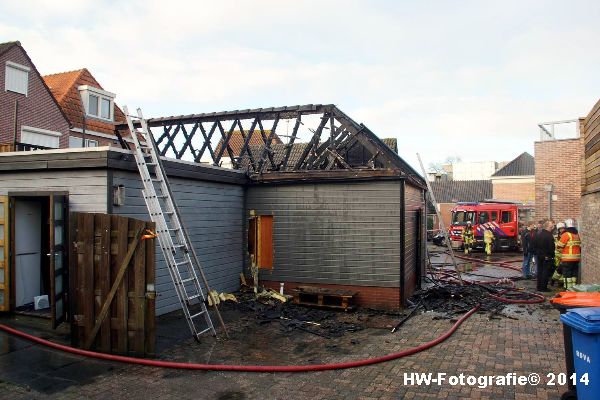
top-left (492, 152), bottom-right (535, 177)
top-left (431, 180), bottom-right (493, 203)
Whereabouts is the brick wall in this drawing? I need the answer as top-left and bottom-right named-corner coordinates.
top-left (0, 44), bottom-right (70, 147)
top-left (260, 280), bottom-right (401, 310)
top-left (492, 181), bottom-right (535, 203)
top-left (581, 193), bottom-right (600, 283)
top-left (534, 138), bottom-right (584, 222)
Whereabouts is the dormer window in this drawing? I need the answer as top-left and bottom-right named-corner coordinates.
top-left (78, 85), bottom-right (115, 122)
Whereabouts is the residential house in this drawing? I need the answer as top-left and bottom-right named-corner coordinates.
top-left (490, 152), bottom-right (535, 204)
top-left (43, 68), bottom-right (126, 148)
top-left (0, 41), bottom-right (71, 150)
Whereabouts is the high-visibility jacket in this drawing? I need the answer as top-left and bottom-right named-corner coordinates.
top-left (483, 229), bottom-right (494, 244)
top-left (462, 226), bottom-right (474, 243)
top-left (557, 232), bottom-right (581, 262)
top-left (554, 239), bottom-right (563, 266)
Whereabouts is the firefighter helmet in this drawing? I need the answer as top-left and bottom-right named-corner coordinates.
top-left (564, 219), bottom-right (575, 228)
top-left (556, 222), bottom-right (565, 230)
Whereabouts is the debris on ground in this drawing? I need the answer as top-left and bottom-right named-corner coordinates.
top-left (256, 288), bottom-right (290, 303)
top-left (224, 291), bottom-right (363, 338)
top-left (208, 290), bottom-right (239, 306)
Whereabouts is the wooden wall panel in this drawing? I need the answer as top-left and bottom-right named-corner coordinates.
top-left (584, 99), bottom-right (600, 193)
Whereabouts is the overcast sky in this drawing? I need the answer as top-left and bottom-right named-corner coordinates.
top-left (2, 0), bottom-right (599, 170)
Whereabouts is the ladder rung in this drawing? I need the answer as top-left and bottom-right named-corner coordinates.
top-left (175, 260), bottom-right (190, 267)
top-left (187, 294), bottom-right (202, 301)
top-left (190, 310), bottom-right (207, 319)
top-left (180, 277), bottom-right (195, 284)
top-left (173, 244), bottom-right (186, 249)
top-left (197, 327), bottom-right (212, 336)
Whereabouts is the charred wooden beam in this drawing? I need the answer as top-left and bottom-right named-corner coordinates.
top-left (279, 115), bottom-right (302, 171)
top-left (249, 169), bottom-right (403, 183)
top-left (195, 122), bottom-right (218, 163)
top-left (177, 123), bottom-right (199, 160)
top-left (294, 114), bottom-right (329, 170)
top-left (214, 120), bottom-right (237, 166)
top-left (159, 124), bottom-right (181, 157)
top-left (257, 115), bottom-right (280, 173)
top-left (155, 125), bottom-right (172, 147)
top-left (235, 118), bottom-right (258, 171)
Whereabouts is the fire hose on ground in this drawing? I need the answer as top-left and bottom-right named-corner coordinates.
top-left (450, 253), bottom-right (523, 272)
top-left (0, 250), bottom-right (545, 373)
top-left (0, 307), bottom-right (479, 372)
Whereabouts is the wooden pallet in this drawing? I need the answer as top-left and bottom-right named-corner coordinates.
top-left (292, 286), bottom-right (357, 311)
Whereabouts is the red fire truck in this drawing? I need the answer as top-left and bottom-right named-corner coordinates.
top-left (448, 201), bottom-right (532, 252)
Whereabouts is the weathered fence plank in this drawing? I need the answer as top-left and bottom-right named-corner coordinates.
top-left (70, 212), bottom-right (155, 355)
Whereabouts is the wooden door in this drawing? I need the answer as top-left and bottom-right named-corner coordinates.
top-left (257, 215), bottom-right (273, 269)
top-left (50, 194), bottom-right (68, 328)
top-left (0, 196), bottom-right (9, 312)
top-left (248, 215), bottom-right (274, 269)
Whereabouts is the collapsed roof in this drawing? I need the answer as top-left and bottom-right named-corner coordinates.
top-left (117, 104), bottom-right (424, 186)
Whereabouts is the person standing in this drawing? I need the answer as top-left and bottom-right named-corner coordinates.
top-left (551, 222), bottom-right (566, 286)
top-left (556, 219), bottom-right (581, 290)
top-left (462, 220), bottom-right (474, 255)
top-left (521, 222), bottom-right (536, 279)
top-left (536, 220), bottom-right (556, 292)
top-left (484, 228), bottom-right (495, 257)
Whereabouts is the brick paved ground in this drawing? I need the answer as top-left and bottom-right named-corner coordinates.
top-left (0, 252), bottom-right (574, 399)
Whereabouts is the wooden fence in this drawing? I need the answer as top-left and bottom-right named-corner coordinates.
top-left (69, 213), bottom-right (156, 356)
top-left (584, 99), bottom-right (600, 193)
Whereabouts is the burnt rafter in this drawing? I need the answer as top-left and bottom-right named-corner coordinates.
top-left (116, 104), bottom-right (424, 185)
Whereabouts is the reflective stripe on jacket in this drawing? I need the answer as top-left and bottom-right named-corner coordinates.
top-left (557, 232), bottom-right (581, 262)
top-left (462, 227), bottom-right (474, 242)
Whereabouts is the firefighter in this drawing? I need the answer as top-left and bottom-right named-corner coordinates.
top-left (551, 222), bottom-right (566, 286)
top-left (556, 219), bottom-right (581, 290)
top-left (483, 227), bottom-right (495, 256)
top-left (462, 220), bottom-right (475, 255)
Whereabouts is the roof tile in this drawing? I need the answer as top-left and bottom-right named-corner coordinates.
top-left (431, 180), bottom-right (493, 203)
top-left (43, 68), bottom-right (125, 135)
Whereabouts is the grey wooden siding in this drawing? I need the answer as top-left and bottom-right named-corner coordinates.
top-left (245, 181), bottom-right (402, 287)
top-left (403, 183), bottom-right (425, 299)
top-left (111, 170), bottom-right (244, 316)
top-left (0, 169), bottom-right (108, 213)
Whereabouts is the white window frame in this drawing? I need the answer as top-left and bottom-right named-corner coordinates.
top-left (78, 85), bottom-right (116, 122)
top-left (20, 126), bottom-right (61, 148)
top-left (5, 61), bottom-right (30, 96)
top-left (69, 135), bottom-right (99, 148)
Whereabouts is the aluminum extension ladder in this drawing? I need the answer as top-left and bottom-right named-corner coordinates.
top-left (123, 106), bottom-right (226, 340)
